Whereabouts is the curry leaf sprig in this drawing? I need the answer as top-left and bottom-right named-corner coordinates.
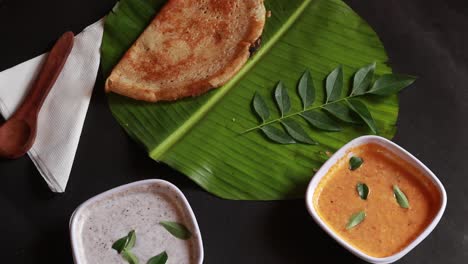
top-left (111, 222), bottom-right (192, 264)
top-left (112, 230), bottom-right (139, 264)
top-left (246, 63), bottom-right (417, 144)
top-left (112, 231), bottom-right (168, 264)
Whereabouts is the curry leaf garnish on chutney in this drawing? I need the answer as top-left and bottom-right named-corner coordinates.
top-left (112, 235), bottom-right (129, 253)
top-left (147, 251), bottom-right (168, 264)
top-left (356, 183), bottom-right (369, 200)
top-left (349, 156), bottom-right (363, 170)
top-left (159, 221), bottom-right (192, 240)
top-left (313, 143), bottom-right (441, 257)
top-left (393, 185), bottom-right (410, 209)
top-left (122, 250), bottom-right (139, 264)
top-left (112, 230), bottom-right (136, 253)
top-left (112, 230), bottom-right (139, 264)
top-left (346, 211), bottom-right (366, 229)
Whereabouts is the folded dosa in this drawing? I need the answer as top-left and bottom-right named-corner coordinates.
top-left (105, 0), bottom-right (266, 102)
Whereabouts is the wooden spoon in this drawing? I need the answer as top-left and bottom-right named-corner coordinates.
top-left (0, 31), bottom-right (74, 159)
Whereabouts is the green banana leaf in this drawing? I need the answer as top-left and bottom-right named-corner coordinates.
top-left (102, 0), bottom-right (398, 200)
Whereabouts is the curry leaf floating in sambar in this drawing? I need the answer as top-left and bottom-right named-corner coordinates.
top-left (346, 211), bottom-right (366, 230)
top-left (357, 182), bottom-right (369, 200)
top-left (393, 185), bottom-right (410, 209)
top-left (349, 156), bottom-right (364, 171)
top-left (103, 0), bottom-right (414, 200)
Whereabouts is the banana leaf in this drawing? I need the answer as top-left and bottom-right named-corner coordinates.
top-left (102, 0), bottom-right (398, 200)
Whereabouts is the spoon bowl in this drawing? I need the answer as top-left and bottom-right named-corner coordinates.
top-left (0, 119), bottom-right (32, 159)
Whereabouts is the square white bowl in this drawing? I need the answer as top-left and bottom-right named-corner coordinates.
top-left (305, 135), bottom-right (447, 264)
top-left (70, 179), bottom-right (204, 264)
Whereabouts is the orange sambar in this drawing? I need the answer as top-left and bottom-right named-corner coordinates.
top-left (313, 143), bottom-right (441, 258)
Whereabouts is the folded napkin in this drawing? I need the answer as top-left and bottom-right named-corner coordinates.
top-left (0, 19), bottom-right (104, 192)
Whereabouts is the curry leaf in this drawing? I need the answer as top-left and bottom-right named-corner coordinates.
top-left (260, 125), bottom-right (296, 144)
top-left (253, 93), bottom-right (270, 122)
top-left (346, 99), bottom-right (377, 134)
top-left (122, 249), bottom-right (139, 264)
top-left (368, 74), bottom-right (417, 96)
top-left (356, 183), bottom-right (369, 200)
top-left (301, 111), bottom-right (341, 132)
top-left (349, 156), bottom-right (363, 170)
top-left (393, 185), bottom-right (410, 209)
top-left (112, 236), bottom-right (129, 254)
top-left (298, 70), bottom-right (315, 109)
top-left (112, 230), bottom-right (136, 253)
top-left (126, 230), bottom-right (136, 250)
top-left (346, 211), bottom-right (366, 230)
top-left (281, 119), bottom-right (317, 144)
top-left (248, 66), bottom-right (415, 147)
top-left (323, 102), bottom-right (362, 124)
top-left (275, 81), bottom-right (291, 116)
top-left (147, 251), bottom-right (168, 264)
top-left (352, 62), bottom-right (375, 95)
top-left (325, 65), bottom-right (343, 103)
top-left (160, 221), bottom-right (192, 240)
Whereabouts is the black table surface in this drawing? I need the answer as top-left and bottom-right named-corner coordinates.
top-left (1, 0), bottom-right (467, 263)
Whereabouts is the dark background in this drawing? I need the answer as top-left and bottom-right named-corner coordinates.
top-left (0, 0), bottom-right (467, 263)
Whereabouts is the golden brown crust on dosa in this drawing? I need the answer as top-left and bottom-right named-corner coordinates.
top-left (105, 0), bottom-right (266, 102)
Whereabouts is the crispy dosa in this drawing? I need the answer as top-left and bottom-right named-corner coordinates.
top-left (105, 0), bottom-right (266, 102)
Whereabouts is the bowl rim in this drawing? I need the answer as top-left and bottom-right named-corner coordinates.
top-left (69, 179), bottom-right (204, 264)
top-left (305, 135), bottom-right (447, 264)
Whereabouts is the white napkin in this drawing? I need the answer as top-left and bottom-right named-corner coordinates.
top-left (0, 19), bottom-right (104, 192)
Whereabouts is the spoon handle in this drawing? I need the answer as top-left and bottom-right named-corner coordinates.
top-left (13, 31), bottom-right (74, 122)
